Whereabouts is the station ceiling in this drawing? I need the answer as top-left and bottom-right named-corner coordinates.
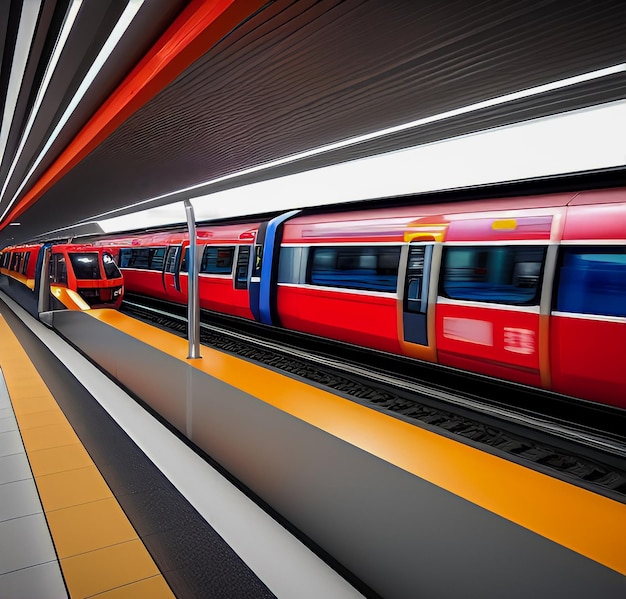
top-left (0, 0), bottom-right (624, 247)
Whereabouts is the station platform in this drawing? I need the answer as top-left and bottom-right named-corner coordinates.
top-left (0, 294), bottom-right (364, 599)
top-left (2, 289), bottom-right (626, 598)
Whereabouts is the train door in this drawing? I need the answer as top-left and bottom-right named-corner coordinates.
top-left (162, 244), bottom-right (186, 303)
top-left (435, 244), bottom-right (546, 387)
top-left (399, 241), bottom-right (440, 362)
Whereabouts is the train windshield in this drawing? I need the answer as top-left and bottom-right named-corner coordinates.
top-left (69, 253), bottom-right (101, 279)
top-left (102, 252), bottom-right (122, 279)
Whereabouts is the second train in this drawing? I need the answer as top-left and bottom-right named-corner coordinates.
top-left (94, 186), bottom-right (626, 409)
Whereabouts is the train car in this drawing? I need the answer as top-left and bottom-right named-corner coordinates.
top-left (0, 243), bottom-right (124, 314)
top-left (275, 187), bottom-right (625, 408)
top-left (98, 187), bottom-right (625, 409)
top-left (100, 222), bottom-right (260, 319)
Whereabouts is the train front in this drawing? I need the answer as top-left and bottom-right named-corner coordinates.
top-left (62, 245), bottom-right (124, 309)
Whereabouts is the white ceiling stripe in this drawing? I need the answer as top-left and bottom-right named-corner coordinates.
top-left (0, 0), bottom-right (43, 172)
top-left (0, 0), bottom-right (84, 202)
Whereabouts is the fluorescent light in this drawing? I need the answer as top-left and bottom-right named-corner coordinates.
top-left (94, 100), bottom-right (626, 233)
top-left (91, 62), bottom-right (626, 221)
top-left (0, 0), bottom-right (83, 202)
top-left (1, 0), bottom-right (145, 221)
top-left (0, 0), bottom-right (43, 169)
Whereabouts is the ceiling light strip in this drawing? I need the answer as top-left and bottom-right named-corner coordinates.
top-left (0, 0), bottom-right (84, 202)
top-left (88, 62), bottom-right (626, 221)
top-left (39, 99), bottom-right (625, 238)
top-left (0, 0), bottom-right (43, 169)
top-left (0, 0), bottom-right (145, 222)
top-left (0, 0), bottom-right (268, 231)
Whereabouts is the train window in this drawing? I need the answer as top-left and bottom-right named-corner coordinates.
top-left (150, 247), bottom-right (165, 270)
top-left (69, 253), bottom-right (101, 279)
top-left (103, 253), bottom-right (121, 279)
top-left (10, 252), bottom-right (21, 271)
top-left (181, 248), bottom-right (188, 272)
top-left (404, 244), bottom-right (432, 314)
top-left (200, 246), bottom-right (235, 274)
top-left (252, 245), bottom-right (263, 278)
top-left (441, 246), bottom-right (545, 305)
top-left (164, 246), bottom-right (180, 273)
top-left (118, 248), bottom-right (131, 268)
top-left (308, 246), bottom-right (401, 292)
top-left (120, 248), bottom-right (148, 269)
top-left (554, 247), bottom-right (626, 318)
top-left (278, 247), bottom-right (306, 284)
top-left (49, 254), bottom-right (67, 285)
top-left (120, 246), bottom-right (167, 270)
top-left (21, 253), bottom-right (30, 275)
top-left (235, 246), bottom-right (251, 289)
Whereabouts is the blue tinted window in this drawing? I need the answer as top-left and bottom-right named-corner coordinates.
top-left (555, 248), bottom-right (626, 317)
top-left (308, 246), bottom-right (400, 292)
top-left (441, 246), bottom-right (545, 305)
top-left (119, 248), bottom-right (132, 268)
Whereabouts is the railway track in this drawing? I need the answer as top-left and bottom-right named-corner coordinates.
top-left (121, 296), bottom-right (626, 502)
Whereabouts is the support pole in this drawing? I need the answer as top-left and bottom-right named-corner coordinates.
top-left (184, 199), bottom-right (201, 359)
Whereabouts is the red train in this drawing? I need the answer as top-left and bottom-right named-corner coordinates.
top-left (98, 187), bottom-right (626, 409)
top-left (0, 243), bottom-right (124, 311)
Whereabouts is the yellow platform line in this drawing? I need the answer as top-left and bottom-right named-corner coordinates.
top-left (0, 314), bottom-right (175, 599)
top-left (90, 308), bottom-right (626, 577)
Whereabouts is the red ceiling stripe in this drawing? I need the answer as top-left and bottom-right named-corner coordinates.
top-left (2, 0), bottom-right (267, 228)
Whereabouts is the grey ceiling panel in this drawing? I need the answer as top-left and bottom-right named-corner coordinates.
top-left (1, 0), bottom-right (625, 245)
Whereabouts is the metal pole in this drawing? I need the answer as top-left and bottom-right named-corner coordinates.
top-left (184, 199), bottom-right (201, 359)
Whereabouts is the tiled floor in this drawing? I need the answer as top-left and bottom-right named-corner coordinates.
top-left (0, 292), bottom-right (365, 599)
top-left (0, 370), bottom-right (67, 599)
top-left (0, 313), bottom-right (175, 599)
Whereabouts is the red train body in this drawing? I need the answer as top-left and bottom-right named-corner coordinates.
top-left (99, 187), bottom-right (626, 409)
top-left (0, 243), bottom-right (124, 310)
top-left (101, 223), bottom-right (259, 318)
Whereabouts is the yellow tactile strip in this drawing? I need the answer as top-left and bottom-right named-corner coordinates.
top-left (0, 314), bottom-right (175, 599)
top-left (89, 308), bottom-right (626, 577)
